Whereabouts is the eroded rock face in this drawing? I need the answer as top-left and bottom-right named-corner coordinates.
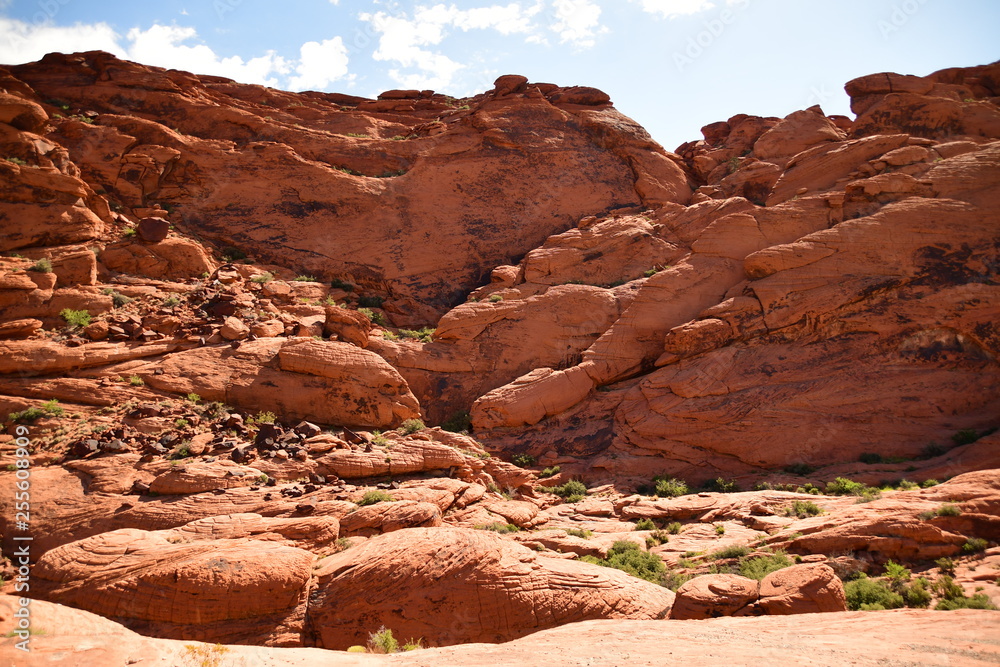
top-left (307, 527), bottom-right (674, 648)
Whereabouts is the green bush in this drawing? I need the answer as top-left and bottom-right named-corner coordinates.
top-left (635, 518), bottom-right (656, 531)
top-left (251, 272), bottom-right (273, 283)
top-left (936, 503), bottom-right (962, 517)
top-left (646, 529), bottom-right (671, 547)
top-left (367, 626), bottom-right (399, 654)
top-left (825, 477), bottom-right (881, 502)
top-left (398, 418), bottom-right (425, 434)
top-left (739, 551), bottom-right (792, 580)
top-left (293, 275), bottom-right (317, 282)
top-left (936, 593), bottom-right (997, 610)
top-left (921, 479), bottom-right (939, 488)
top-left (785, 500), bottom-right (823, 518)
top-left (710, 545), bottom-right (750, 560)
top-left (488, 294), bottom-right (503, 303)
top-left (845, 574), bottom-right (905, 611)
top-left (566, 528), bottom-right (592, 539)
top-left (714, 524), bottom-right (726, 535)
top-left (539, 465), bottom-right (561, 478)
top-left (8, 407), bottom-right (46, 423)
top-left (551, 480), bottom-right (587, 501)
top-left (783, 463), bottom-right (817, 475)
top-left (582, 541), bottom-right (665, 584)
top-left (162, 295), bottom-right (181, 307)
top-left (859, 452), bottom-right (883, 464)
top-left (129, 375), bottom-right (144, 386)
top-left (101, 289), bottom-right (133, 308)
top-left (41, 399), bottom-right (64, 416)
top-left (511, 453), bottom-right (536, 467)
top-left (28, 258), bottom-right (52, 273)
top-left (654, 477), bottom-right (688, 498)
top-left (897, 479), bottom-right (920, 490)
top-left (221, 246), bottom-right (246, 262)
top-left (357, 306), bottom-right (386, 326)
top-left (475, 522), bottom-right (520, 533)
top-left (707, 477), bottom-right (740, 493)
top-left (952, 429), bottom-right (981, 446)
top-left (441, 410), bottom-right (471, 433)
top-left (666, 522), bottom-right (682, 534)
top-left (357, 490), bottom-right (395, 506)
top-left (399, 327), bottom-right (435, 343)
top-left (186, 393), bottom-right (201, 403)
top-left (60, 308), bottom-right (91, 328)
top-left (963, 537), bottom-right (988, 553)
top-left (935, 557), bottom-right (956, 576)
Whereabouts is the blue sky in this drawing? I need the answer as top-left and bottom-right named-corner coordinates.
top-left (1, 0), bottom-right (997, 149)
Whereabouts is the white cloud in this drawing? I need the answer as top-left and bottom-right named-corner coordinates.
top-left (0, 18), bottom-right (355, 91)
top-left (633, 0), bottom-right (749, 19)
top-left (550, 0), bottom-right (606, 47)
top-left (360, 3), bottom-right (542, 90)
top-left (0, 18), bottom-right (124, 63)
top-left (125, 24), bottom-right (289, 86)
top-left (288, 36), bottom-right (351, 91)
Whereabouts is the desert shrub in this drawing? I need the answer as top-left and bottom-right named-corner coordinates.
top-left (707, 477), bottom-right (740, 493)
top-left (566, 528), bottom-right (593, 539)
top-left (247, 411), bottom-right (276, 426)
top-left (661, 568), bottom-right (692, 591)
top-left (859, 452), bottom-right (883, 464)
top-left (654, 477), bottom-right (688, 498)
top-left (251, 272), bottom-right (273, 283)
top-left (783, 463), bottom-right (817, 476)
top-left (666, 522), bottom-right (682, 534)
top-left (551, 480), bottom-right (587, 501)
top-left (936, 503), bottom-right (963, 517)
top-left (402, 639), bottom-right (424, 651)
top-left (399, 327), bottom-right (435, 342)
top-left (715, 524), bottom-right (726, 535)
top-left (28, 258), bottom-right (52, 272)
top-left (635, 518), bottom-right (656, 531)
top-left (936, 593), bottom-right (997, 610)
top-left (539, 466), bottom-right (561, 478)
top-left (8, 407), bottom-right (45, 423)
top-left (921, 479), bottom-right (939, 488)
top-left (962, 537), bottom-right (988, 553)
top-left (60, 308), bottom-right (91, 328)
top-left (825, 477), bottom-right (882, 502)
top-left (175, 418), bottom-right (190, 429)
top-left (398, 418), bottom-right (425, 434)
top-left (357, 490), bottom-right (395, 506)
top-left (186, 393), bottom-right (201, 403)
top-left (895, 479), bottom-right (920, 490)
top-left (475, 522), bottom-right (520, 533)
top-left (162, 295), bottom-right (181, 307)
top-left (739, 551), bottom-right (792, 580)
top-left (511, 453), bottom-right (536, 467)
top-left (785, 500), bottom-right (823, 518)
top-left (935, 557), bottom-right (956, 576)
top-left (40, 399), bottom-right (63, 416)
top-left (582, 541), bottom-right (665, 584)
top-left (710, 545), bottom-right (750, 560)
top-left (367, 626), bottom-right (399, 654)
top-left (488, 294), bottom-right (503, 303)
top-left (129, 375), bottom-right (144, 386)
top-left (293, 275), bottom-right (316, 282)
top-left (952, 429), bottom-right (981, 446)
top-left (845, 574), bottom-right (905, 611)
top-left (181, 644), bottom-right (229, 667)
top-left (357, 295), bottom-right (384, 308)
top-left (221, 246), bottom-right (246, 262)
top-left (646, 529), bottom-right (671, 547)
top-left (441, 410), bottom-right (471, 433)
top-left (902, 577), bottom-right (932, 608)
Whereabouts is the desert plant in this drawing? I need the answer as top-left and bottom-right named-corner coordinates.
top-left (936, 557), bottom-right (956, 576)
top-left (175, 418), bottom-right (190, 429)
top-left (551, 480), bottom-right (587, 502)
top-left (566, 528), bottom-right (593, 539)
top-left (710, 545), bottom-right (750, 560)
top-left (921, 479), bottom-right (939, 488)
top-left (181, 643), bottom-right (229, 667)
top-left (654, 477), bottom-right (688, 498)
top-left (936, 503), bottom-right (962, 517)
top-left (357, 307), bottom-right (386, 326)
top-left (643, 267), bottom-right (658, 277)
top-left (714, 524), bottom-right (726, 535)
top-left (162, 295), bottom-right (181, 307)
top-left (488, 294), bottom-right (503, 303)
top-left (28, 258), bottom-right (52, 272)
top-left (293, 275), bottom-right (317, 282)
top-left (102, 288), bottom-right (134, 308)
top-left (635, 518), bottom-right (657, 531)
top-left (962, 537), bottom-right (988, 553)
top-left (221, 246), bottom-right (246, 262)
top-left (5, 156), bottom-right (27, 165)
top-left (582, 541), bottom-right (665, 584)
top-left (330, 278), bottom-right (355, 291)
top-left (739, 551), bottom-right (792, 580)
top-left (783, 462), bottom-right (817, 475)
top-left (666, 522), bottom-right (682, 534)
top-left (399, 327), bottom-right (435, 342)
top-left (367, 626), bottom-right (399, 654)
top-left (896, 479), bottom-right (920, 490)
top-left (8, 407), bottom-right (46, 423)
top-left (357, 490), bottom-right (395, 506)
top-left (707, 477), bottom-right (740, 493)
top-left (398, 418), bottom-right (425, 435)
top-left (186, 393), bottom-right (201, 403)
top-left (247, 411), bottom-right (276, 426)
top-left (129, 375), bottom-right (144, 386)
top-left (40, 399), bottom-right (64, 416)
top-left (952, 429), bottom-right (981, 446)
top-left (539, 466), bottom-right (561, 478)
top-left (646, 529), bottom-right (671, 547)
top-left (60, 308), bottom-right (91, 328)
top-left (357, 295), bottom-right (384, 308)
top-left (845, 574), bottom-right (905, 611)
top-left (441, 410), bottom-right (471, 433)
top-left (475, 522), bottom-right (520, 533)
top-left (511, 453), bottom-right (535, 467)
top-left (251, 272), bottom-right (274, 283)
top-left (785, 500), bottom-right (823, 518)
top-left (825, 477), bottom-right (882, 502)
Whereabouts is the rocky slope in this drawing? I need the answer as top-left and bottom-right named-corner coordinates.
top-left (0, 52), bottom-right (998, 661)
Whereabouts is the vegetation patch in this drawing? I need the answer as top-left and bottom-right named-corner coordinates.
top-left (581, 541), bottom-right (665, 584)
